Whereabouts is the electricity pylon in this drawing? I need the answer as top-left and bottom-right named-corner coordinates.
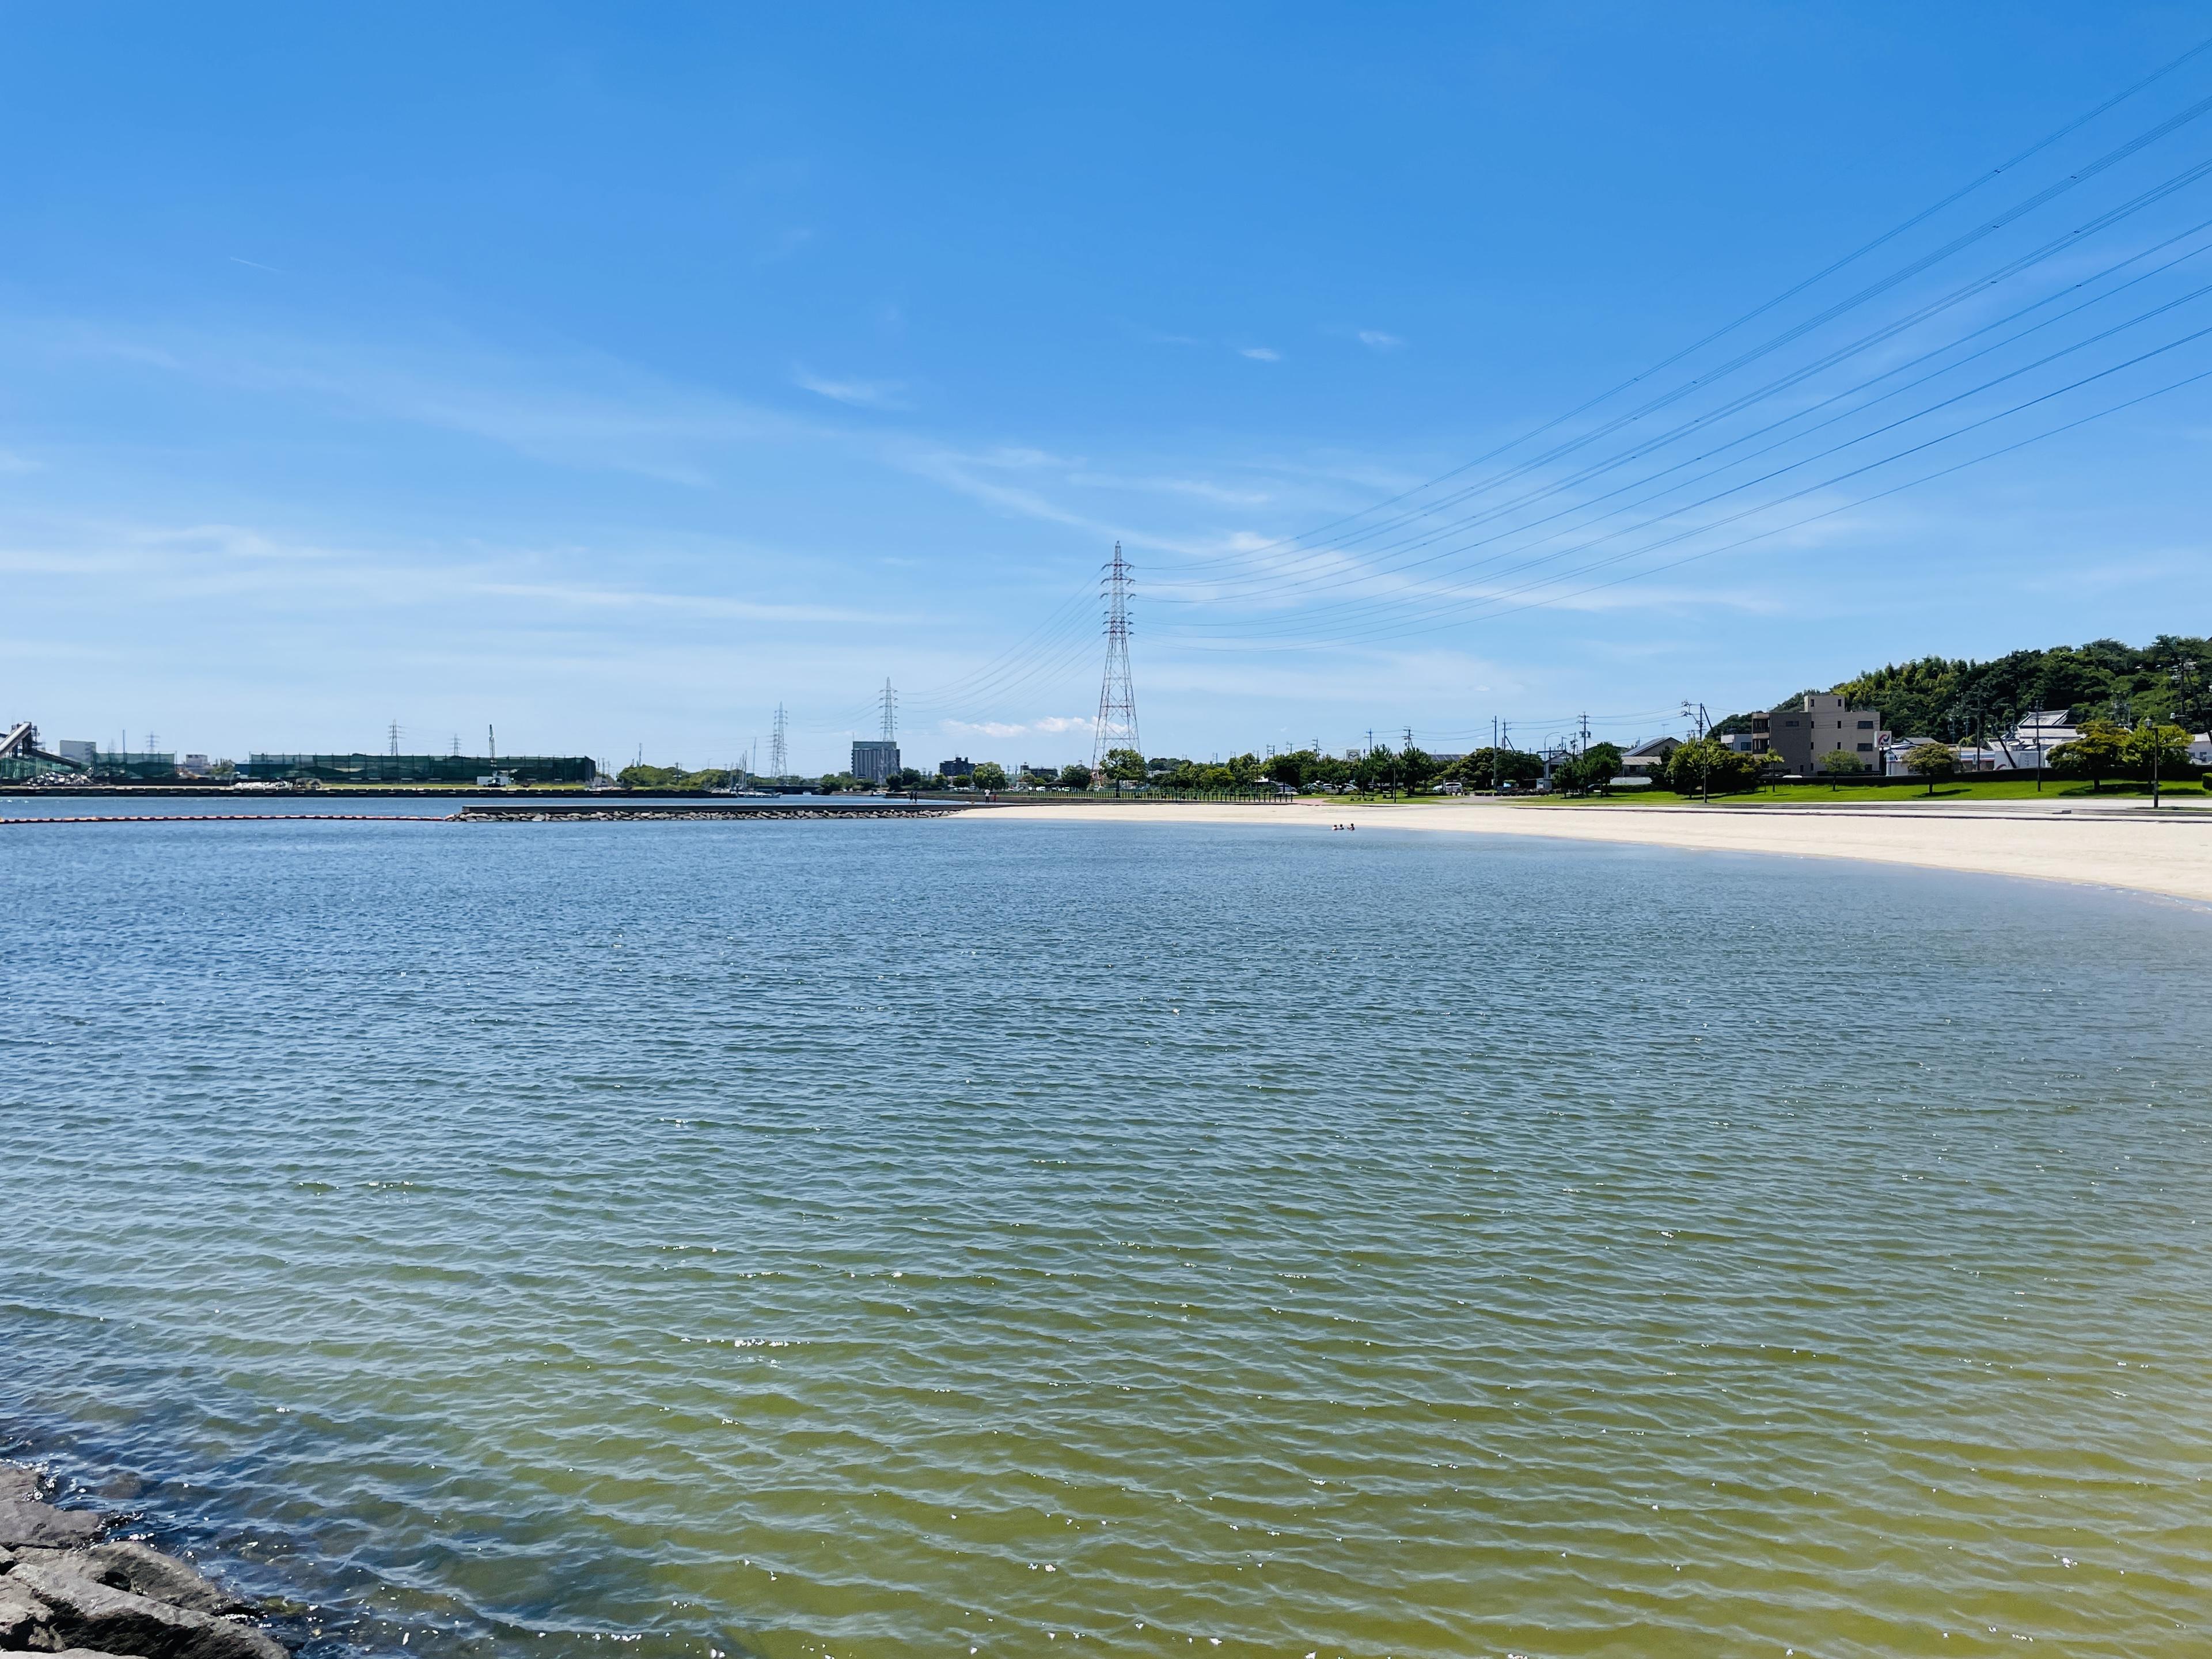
top-left (1092, 541), bottom-right (1140, 767)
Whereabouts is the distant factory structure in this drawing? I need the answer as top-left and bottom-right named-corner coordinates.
top-left (2, 719), bottom-right (600, 785)
top-left (241, 753), bottom-right (593, 784)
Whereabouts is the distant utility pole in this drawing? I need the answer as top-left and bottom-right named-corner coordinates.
top-left (1402, 725), bottom-right (1413, 750)
top-left (1492, 716), bottom-right (1500, 791)
top-left (389, 720), bottom-right (401, 758)
top-left (1578, 712), bottom-right (1591, 754)
top-left (770, 704), bottom-right (789, 780)
top-left (1092, 542), bottom-right (1140, 766)
top-left (878, 678), bottom-right (898, 742)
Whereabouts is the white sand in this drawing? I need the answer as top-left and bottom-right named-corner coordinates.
top-left (970, 796), bottom-right (2212, 906)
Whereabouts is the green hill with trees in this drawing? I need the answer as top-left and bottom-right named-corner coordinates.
top-left (1725, 634), bottom-right (2212, 740)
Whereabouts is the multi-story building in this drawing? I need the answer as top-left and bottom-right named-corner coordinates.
top-left (938, 756), bottom-right (974, 779)
top-left (1748, 694), bottom-right (1884, 774)
top-left (849, 740), bottom-right (900, 785)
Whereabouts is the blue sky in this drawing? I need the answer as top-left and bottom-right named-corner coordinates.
top-left (3, 2), bottom-right (2209, 771)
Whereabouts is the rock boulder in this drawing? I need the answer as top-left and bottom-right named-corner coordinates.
top-left (0, 1497), bottom-right (105, 1548)
top-left (74, 1542), bottom-right (250, 1617)
top-left (10, 1562), bottom-right (285, 1659)
top-left (0, 1574), bottom-right (55, 1645)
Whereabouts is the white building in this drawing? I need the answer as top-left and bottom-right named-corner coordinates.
top-left (1620, 735), bottom-right (1681, 773)
top-left (1989, 709), bottom-right (2077, 772)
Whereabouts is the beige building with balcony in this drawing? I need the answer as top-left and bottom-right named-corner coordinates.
top-left (1749, 693), bottom-right (1884, 774)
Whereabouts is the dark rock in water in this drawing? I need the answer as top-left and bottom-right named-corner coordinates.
top-left (0, 1463), bottom-right (41, 1503)
top-left (0, 1497), bottom-right (105, 1547)
top-left (76, 1542), bottom-right (250, 1616)
top-left (52, 1650), bottom-right (170, 1659)
top-left (0, 1574), bottom-right (56, 1645)
top-left (10, 1562), bottom-right (284, 1659)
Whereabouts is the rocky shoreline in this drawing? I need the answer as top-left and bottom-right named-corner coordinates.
top-left (455, 805), bottom-right (958, 821)
top-left (1, 1463), bottom-right (285, 1659)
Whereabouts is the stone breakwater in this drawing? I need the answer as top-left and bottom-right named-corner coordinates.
top-left (456, 806), bottom-right (958, 821)
top-left (0, 1464), bottom-right (284, 1659)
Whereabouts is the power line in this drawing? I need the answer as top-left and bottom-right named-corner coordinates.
top-left (1149, 150), bottom-right (2212, 613)
top-left (1156, 214), bottom-right (2212, 617)
top-left (1167, 285), bottom-right (2212, 645)
top-left (1147, 33), bottom-right (2212, 582)
top-left (1297, 352), bottom-right (2212, 650)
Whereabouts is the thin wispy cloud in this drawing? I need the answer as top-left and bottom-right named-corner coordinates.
top-left (1064, 470), bottom-right (1272, 506)
top-left (1356, 330), bottom-right (1404, 351)
top-left (791, 366), bottom-right (910, 410)
top-left (228, 256), bottom-right (282, 274)
top-left (32, 319), bottom-right (819, 486)
top-left (1239, 346), bottom-right (1281, 362)
top-left (942, 714), bottom-right (1088, 739)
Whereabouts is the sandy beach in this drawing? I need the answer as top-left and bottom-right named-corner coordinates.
top-left (977, 796), bottom-right (2212, 907)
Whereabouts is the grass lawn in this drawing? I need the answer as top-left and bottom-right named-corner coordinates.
top-left (1579, 776), bottom-right (2212, 806)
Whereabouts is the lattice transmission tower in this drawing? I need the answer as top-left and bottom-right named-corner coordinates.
top-left (1092, 541), bottom-right (1140, 767)
top-left (878, 678), bottom-right (897, 741)
top-left (769, 703), bottom-right (789, 779)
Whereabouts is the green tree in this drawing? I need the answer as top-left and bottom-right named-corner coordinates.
top-left (1904, 741), bottom-right (1959, 795)
top-left (617, 763), bottom-right (688, 791)
top-left (1448, 747), bottom-right (1545, 789)
top-left (1398, 745), bottom-right (1441, 792)
top-left (2125, 722), bottom-right (2193, 804)
top-left (1352, 746), bottom-right (1399, 796)
top-left (2049, 720), bottom-right (2128, 792)
top-left (1663, 738), bottom-right (1767, 797)
top-left (1817, 748), bottom-right (1865, 790)
top-left (1555, 742), bottom-right (1625, 796)
top-left (971, 761), bottom-right (1007, 791)
top-left (1307, 753), bottom-right (1353, 791)
top-left (1058, 763), bottom-right (1095, 791)
top-left (1757, 632), bottom-right (2212, 747)
top-left (1101, 747), bottom-right (1147, 784)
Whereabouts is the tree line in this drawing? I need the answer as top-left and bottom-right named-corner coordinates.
top-left (1716, 634), bottom-right (2212, 744)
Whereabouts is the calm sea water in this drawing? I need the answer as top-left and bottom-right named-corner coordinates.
top-left (3, 813), bottom-right (2208, 1658)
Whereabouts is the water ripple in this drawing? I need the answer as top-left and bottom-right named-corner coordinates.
top-left (3, 818), bottom-right (2208, 1657)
